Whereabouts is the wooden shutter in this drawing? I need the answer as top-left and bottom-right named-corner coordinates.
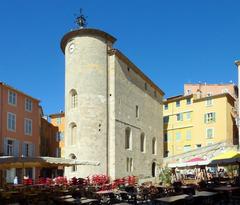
top-left (30, 144), bottom-right (35, 157)
top-left (13, 140), bottom-right (19, 157)
top-left (3, 138), bottom-right (8, 155)
top-left (22, 143), bottom-right (26, 156)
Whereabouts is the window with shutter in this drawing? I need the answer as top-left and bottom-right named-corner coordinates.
top-left (204, 112), bottom-right (216, 123)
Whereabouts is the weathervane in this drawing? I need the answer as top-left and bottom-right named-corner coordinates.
top-left (75, 9), bottom-right (87, 29)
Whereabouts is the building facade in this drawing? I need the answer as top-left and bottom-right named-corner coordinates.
top-left (49, 112), bottom-right (65, 157)
top-left (184, 83), bottom-right (238, 99)
top-left (163, 84), bottom-right (238, 156)
top-left (40, 117), bottom-right (59, 157)
top-left (61, 28), bottom-right (164, 179)
top-left (0, 82), bottom-right (41, 183)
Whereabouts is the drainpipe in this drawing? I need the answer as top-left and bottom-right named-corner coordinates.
top-left (235, 60), bottom-right (240, 149)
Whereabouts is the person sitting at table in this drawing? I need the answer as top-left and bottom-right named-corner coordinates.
top-left (197, 170), bottom-right (204, 181)
top-left (207, 171), bottom-right (213, 180)
top-left (13, 176), bottom-right (18, 185)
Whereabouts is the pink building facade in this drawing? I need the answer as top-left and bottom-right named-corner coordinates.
top-left (184, 83), bottom-right (238, 99)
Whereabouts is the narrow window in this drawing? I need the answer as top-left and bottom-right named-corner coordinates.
top-left (25, 98), bottom-right (32, 112)
top-left (70, 123), bottom-right (77, 145)
top-left (186, 112), bottom-right (191, 120)
top-left (206, 98), bottom-right (212, 106)
top-left (206, 128), bottom-right (214, 139)
top-left (176, 132), bottom-right (181, 141)
top-left (186, 130), bottom-right (191, 140)
top-left (69, 89), bottom-right (78, 109)
top-left (176, 100), bottom-right (180, 107)
top-left (186, 98), bottom-right (191, 105)
top-left (56, 117), bottom-right (61, 124)
top-left (136, 105), bottom-right (139, 118)
top-left (7, 140), bottom-right (14, 156)
top-left (164, 104), bottom-right (168, 110)
top-left (126, 157), bottom-right (133, 172)
top-left (130, 158), bottom-right (133, 172)
top-left (204, 112), bottom-right (216, 123)
top-left (144, 83), bottom-right (148, 90)
top-left (8, 90), bottom-right (17, 106)
top-left (206, 93), bottom-right (212, 106)
top-left (176, 113), bottom-right (183, 121)
top-left (140, 133), bottom-right (145, 152)
top-left (152, 162), bottom-right (156, 177)
top-left (186, 89), bottom-right (192, 95)
top-left (23, 143), bottom-right (30, 157)
top-left (24, 118), bottom-right (32, 135)
top-left (125, 127), bottom-right (132, 150)
top-left (152, 138), bottom-right (156, 154)
top-left (163, 116), bottom-right (169, 124)
top-left (7, 112), bottom-right (16, 131)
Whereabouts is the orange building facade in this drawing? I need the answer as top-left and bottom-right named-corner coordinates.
top-left (49, 112), bottom-right (65, 157)
top-left (0, 82), bottom-right (41, 183)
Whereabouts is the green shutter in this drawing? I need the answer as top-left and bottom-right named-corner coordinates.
top-left (213, 112), bottom-right (216, 122)
top-left (204, 114), bottom-right (207, 123)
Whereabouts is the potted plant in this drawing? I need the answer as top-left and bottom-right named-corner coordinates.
top-left (159, 167), bottom-right (172, 187)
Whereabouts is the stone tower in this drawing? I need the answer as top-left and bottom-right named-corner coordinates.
top-left (60, 28), bottom-right (116, 178)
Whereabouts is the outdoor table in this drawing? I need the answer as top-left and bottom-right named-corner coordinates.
top-left (181, 185), bottom-right (195, 195)
top-left (193, 191), bottom-right (218, 204)
top-left (154, 194), bottom-right (189, 204)
top-left (194, 191), bottom-right (217, 197)
top-left (63, 197), bottom-right (98, 204)
top-left (213, 186), bottom-right (240, 203)
top-left (96, 190), bottom-right (114, 194)
top-left (58, 194), bottom-right (73, 199)
top-left (213, 186), bottom-right (240, 192)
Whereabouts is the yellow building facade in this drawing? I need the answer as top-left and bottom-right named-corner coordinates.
top-left (163, 93), bottom-right (238, 156)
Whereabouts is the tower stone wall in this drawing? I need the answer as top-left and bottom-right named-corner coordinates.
top-left (61, 28), bottom-right (164, 179)
top-left (62, 31), bottom-right (115, 177)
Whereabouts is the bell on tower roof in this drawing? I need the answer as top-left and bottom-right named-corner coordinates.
top-left (75, 9), bottom-right (87, 29)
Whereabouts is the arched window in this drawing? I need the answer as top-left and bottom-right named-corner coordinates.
top-left (69, 89), bottom-right (78, 109)
top-left (69, 153), bottom-right (77, 172)
top-left (152, 162), bottom-right (156, 177)
top-left (152, 137), bottom-right (156, 155)
top-left (125, 127), bottom-right (132, 150)
top-left (140, 132), bottom-right (145, 152)
top-left (69, 123), bottom-right (77, 145)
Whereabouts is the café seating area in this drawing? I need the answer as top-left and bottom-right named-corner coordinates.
top-left (1, 175), bottom-right (240, 205)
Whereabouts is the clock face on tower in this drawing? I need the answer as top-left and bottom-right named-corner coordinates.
top-left (68, 43), bottom-right (75, 53)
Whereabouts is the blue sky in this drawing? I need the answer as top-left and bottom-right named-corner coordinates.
top-left (0, 1), bottom-right (239, 115)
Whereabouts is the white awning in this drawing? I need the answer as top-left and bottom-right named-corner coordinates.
top-left (0, 156), bottom-right (100, 169)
